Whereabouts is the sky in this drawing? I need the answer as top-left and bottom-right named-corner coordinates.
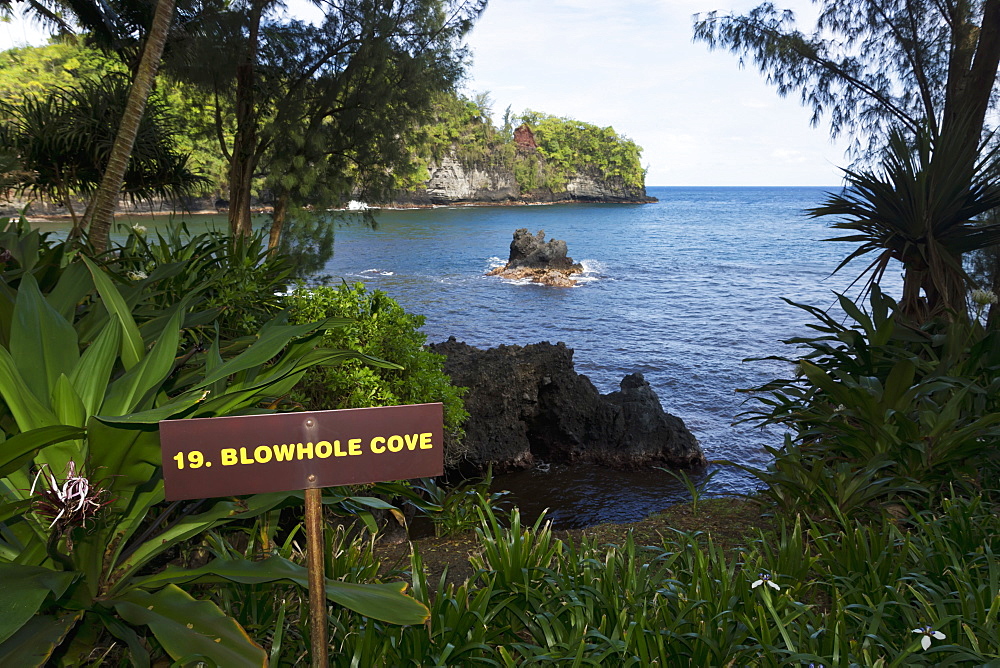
top-left (0, 0), bottom-right (851, 187)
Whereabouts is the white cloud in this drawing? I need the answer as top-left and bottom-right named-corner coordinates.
top-left (464, 0), bottom-right (850, 185)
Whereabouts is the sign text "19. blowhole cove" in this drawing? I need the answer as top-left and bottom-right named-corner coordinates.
top-left (173, 432), bottom-right (435, 469)
top-left (160, 404), bottom-right (444, 501)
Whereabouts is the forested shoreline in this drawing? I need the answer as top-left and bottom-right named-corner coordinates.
top-left (0, 38), bottom-right (649, 217)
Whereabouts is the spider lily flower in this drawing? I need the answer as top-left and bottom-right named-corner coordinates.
top-left (912, 625), bottom-right (945, 650)
top-left (131, 224), bottom-right (147, 235)
top-left (126, 270), bottom-right (148, 281)
top-left (971, 289), bottom-right (998, 306)
top-left (30, 462), bottom-right (109, 531)
top-left (751, 572), bottom-right (780, 590)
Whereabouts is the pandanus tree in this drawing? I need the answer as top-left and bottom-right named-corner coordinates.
top-left (811, 129), bottom-right (1000, 320)
top-left (0, 0), bottom-right (184, 253)
top-left (694, 0), bottom-right (1000, 323)
top-left (0, 75), bottom-right (206, 232)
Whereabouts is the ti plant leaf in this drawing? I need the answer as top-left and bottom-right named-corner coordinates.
top-left (112, 584), bottom-right (267, 667)
top-left (0, 564), bottom-right (78, 645)
top-left (136, 555), bottom-right (431, 625)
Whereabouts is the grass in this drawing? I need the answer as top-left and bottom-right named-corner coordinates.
top-left (375, 496), bottom-right (770, 587)
top-left (345, 492), bottom-right (1000, 666)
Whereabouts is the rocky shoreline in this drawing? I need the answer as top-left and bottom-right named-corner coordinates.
top-left (3, 194), bottom-right (655, 223)
top-left (431, 338), bottom-right (706, 475)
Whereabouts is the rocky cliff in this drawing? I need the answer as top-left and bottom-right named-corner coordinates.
top-left (430, 338), bottom-right (705, 473)
top-left (396, 152), bottom-right (654, 206)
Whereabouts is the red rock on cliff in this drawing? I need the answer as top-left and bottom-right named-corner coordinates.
top-left (513, 123), bottom-right (538, 151)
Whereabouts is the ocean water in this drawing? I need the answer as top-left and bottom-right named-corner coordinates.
top-left (319, 186), bottom-right (904, 527)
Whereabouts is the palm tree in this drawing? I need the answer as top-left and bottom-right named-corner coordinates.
top-left (813, 129), bottom-right (1000, 322)
top-left (82, 0), bottom-right (175, 253)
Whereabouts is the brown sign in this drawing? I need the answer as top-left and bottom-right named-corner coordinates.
top-left (159, 403), bottom-right (443, 501)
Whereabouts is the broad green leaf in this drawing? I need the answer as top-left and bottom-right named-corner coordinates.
top-left (111, 585), bottom-right (266, 667)
top-left (0, 346), bottom-right (58, 432)
top-left (85, 418), bottom-right (160, 516)
top-left (0, 564), bottom-right (78, 644)
top-left (883, 359), bottom-right (916, 408)
top-left (99, 615), bottom-right (150, 668)
top-left (193, 318), bottom-right (350, 390)
top-left (837, 292), bottom-right (875, 336)
top-left (44, 261), bottom-right (91, 322)
top-left (0, 281), bottom-right (15, 349)
top-left (138, 556), bottom-right (430, 625)
top-left (346, 496), bottom-right (399, 511)
top-left (3, 226), bottom-right (39, 274)
top-left (800, 362), bottom-right (838, 396)
top-left (68, 315), bottom-right (122, 419)
top-left (9, 274), bottom-right (79, 404)
top-left (95, 390), bottom-right (208, 424)
top-left (0, 498), bottom-right (34, 524)
top-left (0, 611), bottom-right (82, 668)
top-left (111, 492), bottom-right (293, 586)
top-left (0, 425), bottom-right (86, 478)
top-left (101, 305), bottom-right (184, 417)
top-left (80, 256), bottom-right (144, 371)
top-left (50, 375), bottom-right (86, 429)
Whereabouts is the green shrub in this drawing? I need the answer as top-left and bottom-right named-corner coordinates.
top-left (287, 282), bottom-right (469, 466)
top-left (738, 286), bottom-right (1000, 516)
top-left (114, 222), bottom-right (291, 342)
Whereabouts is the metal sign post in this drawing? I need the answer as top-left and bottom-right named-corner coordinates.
top-left (159, 403), bottom-right (444, 666)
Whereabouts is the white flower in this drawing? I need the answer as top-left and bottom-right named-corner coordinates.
top-left (30, 461), bottom-right (108, 530)
top-left (971, 289), bottom-right (998, 306)
top-left (126, 270), bottom-right (148, 281)
top-left (751, 572), bottom-right (780, 590)
top-left (912, 625), bottom-right (945, 651)
top-left (131, 224), bottom-right (147, 235)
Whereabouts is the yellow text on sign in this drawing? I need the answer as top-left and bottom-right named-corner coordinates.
top-left (169, 433), bottom-right (436, 469)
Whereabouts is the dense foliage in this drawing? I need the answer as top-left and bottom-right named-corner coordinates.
top-left (0, 39), bottom-right (645, 217)
top-left (0, 220), bottom-right (428, 665)
top-left (741, 286), bottom-right (1000, 516)
top-left (418, 94), bottom-right (647, 193)
top-left (173, 491), bottom-right (1000, 665)
top-left (287, 283), bottom-right (470, 467)
top-left (521, 110), bottom-right (646, 189)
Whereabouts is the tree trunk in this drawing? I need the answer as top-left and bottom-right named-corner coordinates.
top-left (228, 1), bottom-right (264, 238)
top-left (82, 0), bottom-right (176, 254)
top-left (899, 249), bottom-right (969, 322)
top-left (988, 249), bottom-right (1000, 329)
top-left (268, 190), bottom-right (289, 254)
top-left (938, 0), bottom-right (1000, 183)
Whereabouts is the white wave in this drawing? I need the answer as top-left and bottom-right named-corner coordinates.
top-left (347, 200), bottom-right (370, 211)
top-left (360, 268), bottom-right (394, 276)
top-left (579, 258), bottom-right (607, 275)
top-left (486, 256), bottom-right (506, 270)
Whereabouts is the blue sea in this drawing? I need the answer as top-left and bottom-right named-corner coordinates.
top-left (316, 186), bottom-right (903, 526)
top-left (104, 186), bottom-right (900, 526)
